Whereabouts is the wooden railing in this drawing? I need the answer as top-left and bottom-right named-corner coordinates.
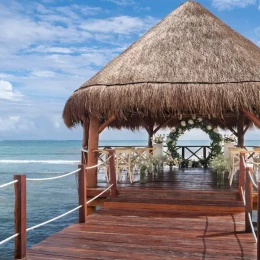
top-left (239, 152), bottom-right (260, 259)
top-left (0, 151), bottom-right (118, 259)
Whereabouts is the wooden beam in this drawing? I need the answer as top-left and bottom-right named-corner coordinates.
top-left (98, 116), bottom-right (115, 134)
top-left (220, 119), bottom-right (238, 137)
top-left (245, 167), bottom-right (253, 232)
top-left (237, 114), bottom-right (245, 147)
top-left (242, 109), bottom-right (260, 129)
top-left (153, 117), bottom-right (172, 134)
top-left (243, 123), bottom-right (251, 135)
top-left (87, 116), bottom-right (99, 188)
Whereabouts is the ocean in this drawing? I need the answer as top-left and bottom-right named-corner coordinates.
top-left (0, 139), bottom-right (260, 259)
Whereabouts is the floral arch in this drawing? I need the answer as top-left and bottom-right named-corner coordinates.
top-left (166, 118), bottom-right (223, 166)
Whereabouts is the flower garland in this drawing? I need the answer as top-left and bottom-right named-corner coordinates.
top-left (166, 118), bottom-right (223, 167)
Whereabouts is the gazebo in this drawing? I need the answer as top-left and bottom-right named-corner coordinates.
top-left (63, 1), bottom-right (260, 188)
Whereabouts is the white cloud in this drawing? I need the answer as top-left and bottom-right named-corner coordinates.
top-left (0, 80), bottom-right (24, 101)
top-left (0, 116), bottom-right (35, 132)
top-left (80, 16), bottom-right (157, 34)
top-left (30, 71), bottom-right (56, 78)
top-left (104, 0), bottom-right (136, 6)
top-left (212, 0), bottom-right (256, 10)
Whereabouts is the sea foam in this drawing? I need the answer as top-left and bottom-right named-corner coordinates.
top-left (0, 160), bottom-right (80, 165)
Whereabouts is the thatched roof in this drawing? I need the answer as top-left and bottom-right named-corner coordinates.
top-left (63, 1), bottom-right (260, 130)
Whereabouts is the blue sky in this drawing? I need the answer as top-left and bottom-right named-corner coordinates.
top-left (0, 0), bottom-right (260, 140)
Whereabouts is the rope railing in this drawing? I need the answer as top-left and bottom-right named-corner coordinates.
top-left (1, 151), bottom-right (118, 259)
top-left (26, 168), bottom-right (81, 181)
top-left (85, 155), bottom-right (112, 170)
top-left (241, 186), bottom-right (246, 206)
top-left (248, 212), bottom-right (257, 242)
top-left (26, 205), bottom-right (82, 232)
top-left (247, 170), bottom-right (258, 189)
top-left (87, 184), bottom-right (113, 205)
top-left (0, 233), bottom-right (19, 246)
top-left (0, 180), bottom-right (18, 189)
top-left (0, 180), bottom-right (19, 246)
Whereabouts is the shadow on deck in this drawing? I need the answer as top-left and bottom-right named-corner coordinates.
top-left (27, 168), bottom-right (257, 259)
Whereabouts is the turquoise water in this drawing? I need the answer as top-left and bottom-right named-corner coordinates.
top-left (0, 140), bottom-right (260, 259)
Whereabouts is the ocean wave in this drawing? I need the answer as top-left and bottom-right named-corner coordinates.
top-left (0, 160), bottom-right (80, 165)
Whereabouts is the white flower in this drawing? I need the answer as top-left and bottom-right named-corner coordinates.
top-left (179, 129), bottom-right (183, 134)
top-left (198, 118), bottom-right (202, 122)
top-left (166, 137), bottom-right (171, 143)
top-left (181, 121), bottom-right (186, 127)
top-left (213, 128), bottom-right (218, 133)
top-left (171, 127), bottom-right (176, 133)
top-left (207, 125), bottom-right (212, 130)
top-left (188, 119), bottom-right (194, 125)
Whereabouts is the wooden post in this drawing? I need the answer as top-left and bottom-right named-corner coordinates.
top-left (237, 113), bottom-right (245, 147)
top-left (203, 146), bottom-right (207, 159)
top-left (245, 167), bottom-right (253, 232)
top-left (87, 116), bottom-right (99, 188)
top-left (78, 164), bottom-right (87, 223)
top-left (257, 181), bottom-right (260, 260)
top-left (238, 152), bottom-right (246, 199)
top-left (182, 147), bottom-right (185, 159)
top-left (14, 175), bottom-right (26, 260)
top-left (81, 120), bottom-right (89, 164)
top-left (108, 150), bottom-right (118, 197)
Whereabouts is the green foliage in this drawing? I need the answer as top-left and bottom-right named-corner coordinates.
top-left (166, 118), bottom-right (223, 166)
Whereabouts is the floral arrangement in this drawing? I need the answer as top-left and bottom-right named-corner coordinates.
top-left (166, 118), bottom-right (223, 167)
top-left (210, 154), bottom-right (228, 186)
top-left (223, 134), bottom-right (237, 143)
top-left (209, 154), bottom-right (228, 172)
top-left (153, 134), bottom-right (165, 144)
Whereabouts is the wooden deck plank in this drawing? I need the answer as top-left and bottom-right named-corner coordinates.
top-left (27, 169), bottom-right (256, 259)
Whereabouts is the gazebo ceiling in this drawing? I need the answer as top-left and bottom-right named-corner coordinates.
top-left (63, 1), bottom-right (260, 129)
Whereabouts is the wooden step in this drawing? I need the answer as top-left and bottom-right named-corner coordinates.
top-left (104, 197), bottom-right (244, 213)
top-left (119, 189), bottom-right (239, 201)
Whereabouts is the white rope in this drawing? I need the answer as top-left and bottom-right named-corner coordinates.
top-left (0, 233), bottom-right (19, 245)
top-left (87, 184), bottom-right (113, 205)
top-left (26, 205), bottom-right (82, 232)
top-left (247, 170), bottom-right (258, 189)
top-left (86, 156), bottom-right (112, 170)
top-left (0, 180), bottom-right (18, 189)
top-left (81, 148), bottom-right (88, 153)
top-left (27, 168), bottom-right (81, 181)
top-left (248, 212), bottom-right (257, 243)
top-left (240, 186), bottom-right (246, 206)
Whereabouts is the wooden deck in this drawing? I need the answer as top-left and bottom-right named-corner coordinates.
top-left (27, 168), bottom-right (257, 259)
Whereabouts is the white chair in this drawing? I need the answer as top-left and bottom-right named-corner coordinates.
top-left (93, 150), bottom-right (110, 183)
top-left (115, 149), bottom-right (134, 183)
top-left (228, 147), bottom-right (246, 185)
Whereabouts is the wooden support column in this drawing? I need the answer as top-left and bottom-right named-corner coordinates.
top-left (242, 109), bottom-right (260, 129)
top-left (87, 116), bottom-right (99, 188)
top-left (245, 167), bottom-right (253, 232)
top-left (78, 164), bottom-right (87, 223)
top-left (14, 175), bottom-right (26, 260)
top-left (98, 116), bottom-right (115, 134)
top-left (237, 113), bottom-right (245, 147)
top-left (142, 119), bottom-right (154, 148)
top-left (81, 120), bottom-right (89, 164)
